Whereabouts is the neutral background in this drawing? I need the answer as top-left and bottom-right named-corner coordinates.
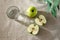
top-left (0, 0), bottom-right (60, 40)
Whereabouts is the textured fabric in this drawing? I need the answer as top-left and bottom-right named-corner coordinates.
top-left (0, 0), bottom-right (60, 40)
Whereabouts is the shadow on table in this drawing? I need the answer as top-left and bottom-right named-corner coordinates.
top-left (32, 11), bottom-right (57, 40)
top-left (36, 11), bottom-right (57, 30)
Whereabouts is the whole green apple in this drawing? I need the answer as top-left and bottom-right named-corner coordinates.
top-left (26, 6), bottom-right (37, 17)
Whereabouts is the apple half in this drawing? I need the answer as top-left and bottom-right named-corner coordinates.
top-left (35, 15), bottom-right (47, 26)
top-left (26, 6), bottom-right (37, 17)
top-left (27, 24), bottom-right (39, 35)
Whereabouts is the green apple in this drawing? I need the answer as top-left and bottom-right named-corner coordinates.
top-left (27, 24), bottom-right (39, 35)
top-left (35, 15), bottom-right (47, 26)
top-left (26, 6), bottom-right (37, 17)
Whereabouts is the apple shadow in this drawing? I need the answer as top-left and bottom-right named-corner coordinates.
top-left (31, 11), bottom-right (58, 40)
top-left (32, 28), bottom-right (55, 40)
top-left (36, 11), bottom-right (57, 30)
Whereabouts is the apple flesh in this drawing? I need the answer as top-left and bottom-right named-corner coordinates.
top-left (35, 15), bottom-right (47, 26)
top-left (26, 6), bottom-right (37, 17)
top-left (27, 24), bottom-right (39, 35)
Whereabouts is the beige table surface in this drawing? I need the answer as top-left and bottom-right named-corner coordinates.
top-left (0, 0), bottom-right (60, 40)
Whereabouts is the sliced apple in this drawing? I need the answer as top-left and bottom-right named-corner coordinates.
top-left (27, 24), bottom-right (39, 35)
top-left (39, 15), bottom-right (47, 24)
top-left (35, 18), bottom-right (43, 26)
top-left (35, 15), bottom-right (47, 26)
